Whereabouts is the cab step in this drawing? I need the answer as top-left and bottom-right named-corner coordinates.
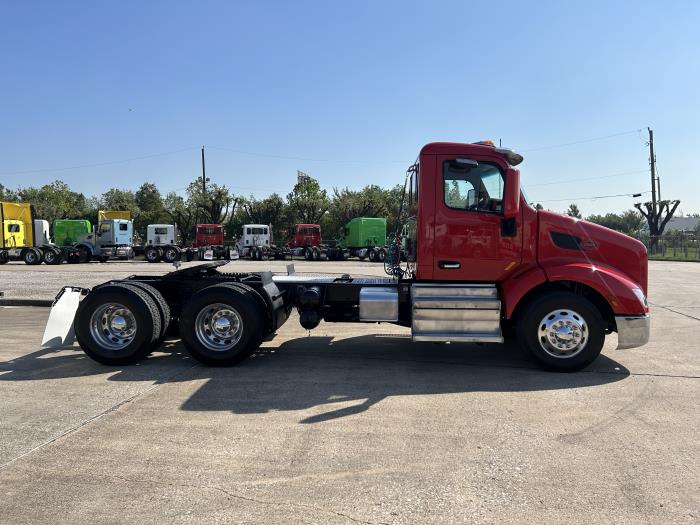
top-left (411, 283), bottom-right (503, 343)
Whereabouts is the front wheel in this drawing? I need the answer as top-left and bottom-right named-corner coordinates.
top-left (516, 291), bottom-right (605, 372)
top-left (76, 246), bottom-right (91, 263)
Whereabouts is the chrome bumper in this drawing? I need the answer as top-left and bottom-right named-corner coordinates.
top-left (615, 314), bottom-right (650, 349)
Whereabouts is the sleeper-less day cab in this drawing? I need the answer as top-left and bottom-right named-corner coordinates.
top-left (43, 141), bottom-right (650, 371)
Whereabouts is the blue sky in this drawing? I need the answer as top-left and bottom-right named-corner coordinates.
top-left (1, 0), bottom-right (698, 215)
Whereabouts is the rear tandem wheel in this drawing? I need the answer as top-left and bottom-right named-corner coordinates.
top-left (179, 283), bottom-right (265, 366)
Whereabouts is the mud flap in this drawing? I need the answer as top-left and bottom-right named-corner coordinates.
top-left (41, 287), bottom-right (83, 348)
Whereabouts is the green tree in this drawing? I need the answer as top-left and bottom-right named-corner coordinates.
top-left (635, 199), bottom-right (681, 250)
top-left (187, 181), bottom-right (235, 224)
top-left (287, 172), bottom-right (329, 225)
top-left (566, 203), bottom-right (582, 218)
top-left (0, 183), bottom-right (17, 201)
top-left (327, 185), bottom-right (386, 236)
top-left (135, 182), bottom-right (168, 237)
top-left (100, 188), bottom-right (139, 218)
top-left (163, 192), bottom-right (197, 244)
top-left (17, 180), bottom-right (91, 225)
top-left (586, 209), bottom-right (643, 236)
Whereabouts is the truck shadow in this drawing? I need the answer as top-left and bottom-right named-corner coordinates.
top-left (0, 335), bottom-right (630, 424)
top-left (179, 334), bottom-right (631, 424)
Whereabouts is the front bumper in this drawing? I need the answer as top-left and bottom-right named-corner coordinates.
top-left (615, 314), bottom-right (650, 349)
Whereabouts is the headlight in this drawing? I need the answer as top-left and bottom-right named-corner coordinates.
top-left (632, 288), bottom-right (647, 308)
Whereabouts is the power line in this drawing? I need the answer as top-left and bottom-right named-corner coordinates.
top-left (528, 168), bottom-right (648, 187)
top-left (207, 145), bottom-right (407, 164)
top-left (521, 129), bottom-right (643, 153)
top-left (0, 147), bottom-right (198, 176)
top-left (534, 191), bottom-right (651, 203)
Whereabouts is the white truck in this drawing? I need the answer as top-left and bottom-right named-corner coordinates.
top-left (143, 224), bottom-right (197, 263)
top-left (236, 224), bottom-right (290, 261)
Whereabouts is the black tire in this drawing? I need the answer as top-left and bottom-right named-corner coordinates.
top-left (145, 246), bottom-right (161, 263)
top-left (0, 251), bottom-right (8, 264)
top-left (304, 247), bottom-right (312, 260)
top-left (23, 248), bottom-right (41, 265)
top-left (377, 248), bottom-right (386, 262)
top-left (516, 291), bottom-right (605, 372)
top-left (115, 282), bottom-right (171, 350)
top-left (74, 284), bottom-right (161, 365)
top-left (42, 249), bottom-right (61, 265)
top-left (218, 283), bottom-right (267, 349)
top-left (76, 245), bottom-right (91, 263)
top-left (368, 249), bottom-right (377, 262)
top-left (179, 284), bottom-right (265, 366)
top-left (312, 247), bottom-right (321, 261)
top-left (162, 246), bottom-right (180, 263)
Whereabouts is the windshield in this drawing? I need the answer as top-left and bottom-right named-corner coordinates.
top-left (199, 227), bottom-right (220, 235)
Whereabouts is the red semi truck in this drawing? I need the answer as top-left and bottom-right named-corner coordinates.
top-left (47, 141), bottom-right (650, 372)
top-left (192, 223), bottom-right (230, 259)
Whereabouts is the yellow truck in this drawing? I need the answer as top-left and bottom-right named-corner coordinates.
top-left (0, 202), bottom-right (78, 265)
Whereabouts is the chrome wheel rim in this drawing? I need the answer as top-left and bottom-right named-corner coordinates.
top-left (538, 309), bottom-right (588, 358)
top-left (45, 251), bottom-right (55, 263)
top-left (89, 303), bottom-right (138, 351)
top-left (195, 303), bottom-right (243, 352)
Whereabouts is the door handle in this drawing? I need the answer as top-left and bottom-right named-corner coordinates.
top-left (438, 260), bottom-right (461, 269)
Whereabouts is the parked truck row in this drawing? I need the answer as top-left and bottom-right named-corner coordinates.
top-left (1, 203), bottom-right (400, 266)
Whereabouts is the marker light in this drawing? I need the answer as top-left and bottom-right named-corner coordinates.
top-left (495, 148), bottom-right (524, 166)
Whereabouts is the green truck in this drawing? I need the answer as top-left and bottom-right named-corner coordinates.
top-left (317, 217), bottom-right (388, 262)
top-left (53, 219), bottom-right (93, 247)
top-left (341, 217), bottom-right (387, 261)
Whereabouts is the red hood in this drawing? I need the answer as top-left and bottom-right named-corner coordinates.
top-left (537, 211), bottom-right (648, 294)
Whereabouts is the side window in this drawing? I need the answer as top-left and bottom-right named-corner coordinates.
top-left (119, 223), bottom-right (128, 231)
top-left (8, 224), bottom-right (20, 233)
top-left (100, 223), bottom-right (112, 233)
top-left (246, 228), bottom-right (251, 235)
top-left (443, 160), bottom-right (504, 213)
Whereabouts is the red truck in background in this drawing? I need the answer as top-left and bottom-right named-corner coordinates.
top-left (287, 224), bottom-right (321, 252)
top-left (54, 140), bottom-right (650, 373)
top-left (192, 223), bottom-right (229, 259)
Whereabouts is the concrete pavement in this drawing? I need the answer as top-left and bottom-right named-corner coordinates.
top-left (0, 261), bottom-right (698, 523)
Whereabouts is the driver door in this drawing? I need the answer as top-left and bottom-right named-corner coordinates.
top-left (433, 155), bottom-right (521, 282)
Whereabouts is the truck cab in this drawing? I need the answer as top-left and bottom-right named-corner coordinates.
top-left (72, 211), bottom-right (135, 262)
top-left (144, 224), bottom-right (192, 263)
top-left (287, 224), bottom-right (321, 249)
top-left (147, 224), bottom-right (176, 246)
top-left (193, 224), bottom-right (224, 248)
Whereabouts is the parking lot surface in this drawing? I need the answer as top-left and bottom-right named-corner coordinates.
top-left (0, 261), bottom-right (698, 524)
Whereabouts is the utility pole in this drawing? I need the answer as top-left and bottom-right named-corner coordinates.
top-left (201, 146), bottom-right (207, 193)
top-left (648, 128), bottom-right (657, 216)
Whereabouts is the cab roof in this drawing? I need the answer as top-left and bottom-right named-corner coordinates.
top-left (420, 142), bottom-right (523, 166)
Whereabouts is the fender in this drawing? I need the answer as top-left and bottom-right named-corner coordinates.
top-left (501, 266), bottom-right (547, 319)
top-left (543, 262), bottom-right (647, 315)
